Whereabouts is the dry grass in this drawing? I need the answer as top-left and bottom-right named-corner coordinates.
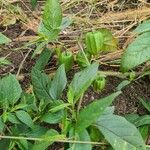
top-left (0, 0), bottom-right (150, 63)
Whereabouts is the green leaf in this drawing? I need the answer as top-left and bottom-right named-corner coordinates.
top-left (0, 57), bottom-right (11, 66)
top-left (8, 113), bottom-right (21, 124)
top-left (69, 128), bottom-right (92, 150)
top-left (69, 63), bottom-right (99, 103)
top-left (134, 20), bottom-right (150, 34)
top-left (139, 125), bottom-right (149, 142)
top-left (49, 64), bottom-right (67, 100)
top-left (99, 28), bottom-right (118, 51)
top-left (116, 80), bottom-right (130, 91)
top-left (76, 91), bottom-right (121, 133)
top-left (0, 139), bottom-right (10, 150)
top-left (32, 41), bottom-right (47, 58)
top-left (125, 113), bottom-right (140, 124)
top-left (38, 22), bottom-right (60, 41)
top-left (139, 98), bottom-right (150, 113)
top-left (96, 114), bottom-right (146, 150)
top-left (0, 116), bottom-right (4, 132)
top-left (31, 67), bottom-right (51, 101)
top-left (134, 115), bottom-right (150, 127)
top-left (16, 139), bottom-right (28, 150)
top-left (0, 74), bottom-right (22, 105)
top-left (61, 17), bottom-right (72, 31)
top-left (34, 48), bottom-right (52, 71)
top-left (121, 32), bottom-right (150, 72)
top-left (31, 129), bottom-right (58, 150)
top-left (41, 110), bottom-right (63, 124)
top-left (15, 110), bottom-right (34, 128)
top-left (42, 0), bottom-right (62, 30)
top-left (49, 102), bottom-right (70, 113)
top-left (0, 32), bottom-right (11, 44)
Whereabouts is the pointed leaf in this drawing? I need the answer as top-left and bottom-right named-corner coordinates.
top-left (69, 63), bottom-right (99, 102)
top-left (42, 0), bottom-right (62, 30)
top-left (76, 92), bottom-right (121, 132)
top-left (0, 32), bottom-right (11, 44)
top-left (121, 32), bottom-right (150, 72)
top-left (96, 114), bottom-right (146, 150)
top-left (16, 110), bottom-right (34, 128)
top-left (49, 64), bottom-right (67, 100)
top-left (31, 67), bottom-right (51, 101)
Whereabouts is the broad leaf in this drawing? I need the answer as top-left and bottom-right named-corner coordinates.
top-left (76, 91), bottom-right (121, 132)
top-left (134, 20), bottom-right (150, 34)
top-left (34, 48), bottom-right (52, 71)
top-left (16, 110), bottom-right (34, 128)
top-left (0, 32), bottom-right (11, 44)
top-left (121, 32), bottom-right (150, 72)
top-left (69, 129), bottom-right (92, 150)
top-left (0, 74), bottom-right (22, 105)
top-left (42, 0), bottom-right (62, 30)
top-left (96, 114), bottom-right (146, 150)
top-left (31, 67), bottom-right (51, 101)
top-left (69, 63), bottom-right (99, 102)
top-left (49, 64), bottom-right (67, 100)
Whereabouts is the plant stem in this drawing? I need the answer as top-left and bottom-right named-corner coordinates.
top-left (0, 135), bottom-right (107, 145)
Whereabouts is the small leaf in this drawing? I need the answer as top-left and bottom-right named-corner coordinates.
top-left (42, 0), bottom-right (62, 30)
top-left (34, 48), bottom-right (52, 71)
top-left (0, 32), bottom-right (11, 44)
top-left (76, 92), bottom-right (121, 132)
top-left (49, 64), bottom-right (67, 100)
top-left (16, 110), bottom-right (34, 128)
top-left (0, 57), bottom-right (11, 66)
top-left (121, 32), bottom-right (150, 72)
top-left (8, 113), bottom-right (21, 124)
top-left (69, 63), bottom-right (99, 103)
top-left (61, 17), bottom-right (72, 31)
top-left (41, 110), bottom-right (63, 124)
top-left (116, 80), bottom-right (130, 91)
top-left (31, 67), bottom-right (51, 101)
top-left (96, 114), bottom-right (146, 150)
top-left (0, 74), bottom-right (22, 105)
top-left (32, 41), bottom-right (47, 58)
top-left (134, 20), bottom-right (150, 34)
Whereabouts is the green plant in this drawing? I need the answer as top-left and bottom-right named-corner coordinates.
top-left (0, 48), bottom-right (148, 150)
